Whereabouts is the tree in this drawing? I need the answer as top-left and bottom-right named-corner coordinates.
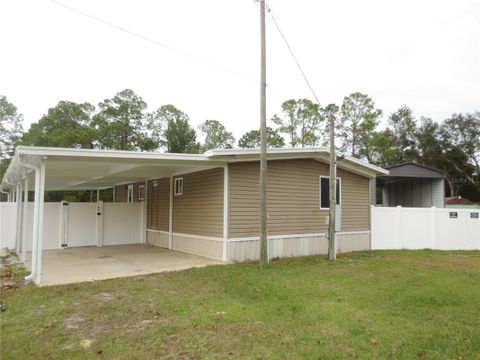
top-left (387, 105), bottom-right (418, 163)
top-left (0, 95), bottom-right (24, 158)
top-left (150, 104), bottom-right (199, 153)
top-left (272, 98), bottom-right (323, 147)
top-left (1, 96), bottom-right (24, 199)
top-left (364, 129), bottom-right (401, 166)
top-left (238, 127), bottom-right (285, 148)
top-left (22, 101), bottom-right (96, 148)
top-left (93, 89), bottom-right (154, 151)
top-left (338, 92), bottom-right (382, 158)
top-left (198, 120), bottom-right (235, 151)
top-left (441, 113), bottom-right (480, 179)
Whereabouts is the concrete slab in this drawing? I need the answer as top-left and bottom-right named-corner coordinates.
top-left (24, 244), bottom-right (222, 286)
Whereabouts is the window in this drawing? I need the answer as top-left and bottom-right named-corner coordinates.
top-left (127, 184), bottom-right (134, 203)
top-left (320, 176), bottom-right (341, 209)
top-left (174, 178), bottom-right (183, 196)
top-left (138, 185), bottom-right (145, 200)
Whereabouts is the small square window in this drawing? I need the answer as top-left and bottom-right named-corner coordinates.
top-left (174, 178), bottom-right (183, 196)
top-left (138, 185), bottom-right (145, 200)
top-left (320, 176), bottom-right (341, 210)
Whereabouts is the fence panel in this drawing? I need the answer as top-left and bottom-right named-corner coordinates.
top-left (103, 202), bottom-right (144, 246)
top-left (0, 203), bottom-right (17, 249)
top-left (0, 201), bottom-right (144, 251)
top-left (372, 206), bottom-right (480, 250)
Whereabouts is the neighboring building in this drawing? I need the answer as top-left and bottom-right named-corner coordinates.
top-left (378, 163), bottom-right (445, 208)
top-left (445, 196), bottom-right (480, 209)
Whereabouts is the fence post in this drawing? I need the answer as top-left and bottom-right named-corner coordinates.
top-left (430, 206), bottom-right (437, 249)
top-left (95, 201), bottom-right (104, 247)
top-left (396, 206), bottom-right (403, 249)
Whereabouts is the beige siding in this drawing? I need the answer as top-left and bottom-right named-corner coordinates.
top-left (146, 178), bottom-right (170, 231)
top-left (173, 168), bottom-right (224, 237)
top-left (229, 159), bottom-right (371, 238)
top-left (115, 182), bottom-right (145, 203)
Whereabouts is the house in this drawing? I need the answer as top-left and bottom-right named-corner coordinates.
top-left (378, 163), bottom-right (445, 208)
top-left (0, 146), bottom-right (387, 284)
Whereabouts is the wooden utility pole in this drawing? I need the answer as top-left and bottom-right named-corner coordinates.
top-left (328, 109), bottom-right (337, 260)
top-left (259, 0), bottom-right (268, 265)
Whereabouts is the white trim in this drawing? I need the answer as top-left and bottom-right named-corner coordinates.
top-left (170, 246), bottom-right (223, 261)
top-left (174, 177), bottom-right (183, 196)
top-left (228, 230), bottom-right (370, 242)
top-left (338, 230), bottom-right (371, 235)
top-left (172, 232), bottom-right (223, 242)
top-left (142, 181), bottom-right (147, 243)
top-left (319, 176), bottom-right (342, 210)
top-left (223, 165), bottom-right (229, 262)
top-left (147, 229), bottom-right (170, 235)
top-left (172, 165), bottom-right (223, 177)
top-left (168, 176), bottom-right (173, 249)
top-left (21, 176), bottom-right (29, 262)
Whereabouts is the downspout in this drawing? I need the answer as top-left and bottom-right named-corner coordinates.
top-left (21, 176), bottom-right (29, 262)
top-left (15, 183), bottom-right (23, 254)
top-left (18, 156), bottom-right (46, 284)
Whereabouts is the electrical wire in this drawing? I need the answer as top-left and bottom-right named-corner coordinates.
top-left (263, 2), bottom-right (322, 106)
top-left (49, 0), bottom-right (258, 83)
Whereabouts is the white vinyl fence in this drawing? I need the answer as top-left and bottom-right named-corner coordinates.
top-left (0, 201), bottom-right (144, 251)
top-left (371, 206), bottom-right (480, 250)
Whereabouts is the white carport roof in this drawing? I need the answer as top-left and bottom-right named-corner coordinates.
top-left (1, 146), bottom-right (388, 191)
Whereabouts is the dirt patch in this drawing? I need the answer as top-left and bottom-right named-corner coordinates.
top-left (95, 292), bottom-right (115, 301)
top-left (64, 314), bottom-right (87, 330)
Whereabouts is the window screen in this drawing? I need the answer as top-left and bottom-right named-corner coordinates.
top-left (138, 185), bottom-right (145, 200)
top-left (320, 177), bottom-right (340, 209)
top-left (174, 178), bottom-right (183, 196)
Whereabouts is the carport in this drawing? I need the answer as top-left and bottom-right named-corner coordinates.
top-left (0, 146), bottom-right (226, 285)
top-left (26, 245), bottom-right (221, 286)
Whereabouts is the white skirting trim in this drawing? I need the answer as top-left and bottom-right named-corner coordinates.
top-left (173, 232), bottom-right (223, 242)
top-left (147, 229), bottom-right (170, 235)
top-left (228, 230), bottom-right (370, 242)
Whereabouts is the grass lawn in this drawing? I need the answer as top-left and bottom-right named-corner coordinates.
top-left (1, 250), bottom-right (480, 359)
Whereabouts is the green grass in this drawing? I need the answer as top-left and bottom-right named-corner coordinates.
top-left (1, 250), bottom-right (480, 359)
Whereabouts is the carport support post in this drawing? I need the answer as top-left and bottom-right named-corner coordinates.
top-left (223, 165), bottom-right (229, 262)
top-left (21, 175), bottom-right (29, 262)
top-left (15, 183), bottom-right (23, 254)
top-left (142, 180), bottom-right (147, 244)
top-left (168, 176), bottom-right (173, 250)
top-left (34, 159), bottom-right (46, 284)
top-left (24, 157), bottom-right (45, 284)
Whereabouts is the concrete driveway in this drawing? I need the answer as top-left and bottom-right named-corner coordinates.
top-left (25, 244), bottom-right (222, 286)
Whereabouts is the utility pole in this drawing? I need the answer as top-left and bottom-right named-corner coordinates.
top-left (259, 0), bottom-right (268, 266)
top-left (328, 107), bottom-right (337, 260)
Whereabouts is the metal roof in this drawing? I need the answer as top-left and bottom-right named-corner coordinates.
top-left (383, 162), bottom-right (444, 179)
top-left (1, 146), bottom-right (388, 191)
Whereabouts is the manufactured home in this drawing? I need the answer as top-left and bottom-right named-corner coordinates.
top-left (0, 146), bottom-right (388, 284)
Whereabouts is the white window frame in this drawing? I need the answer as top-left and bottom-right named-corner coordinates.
top-left (138, 185), bottom-right (145, 200)
top-left (127, 184), bottom-right (134, 203)
top-left (319, 176), bottom-right (341, 210)
top-left (174, 177), bottom-right (183, 196)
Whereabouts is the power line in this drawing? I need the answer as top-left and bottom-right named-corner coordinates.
top-left (49, 0), bottom-right (258, 83)
top-left (263, 2), bottom-right (322, 106)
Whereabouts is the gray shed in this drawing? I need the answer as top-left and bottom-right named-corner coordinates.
top-left (379, 163), bottom-right (445, 208)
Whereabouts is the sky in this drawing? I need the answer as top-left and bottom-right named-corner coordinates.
top-left (1, 0), bottom-right (479, 141)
